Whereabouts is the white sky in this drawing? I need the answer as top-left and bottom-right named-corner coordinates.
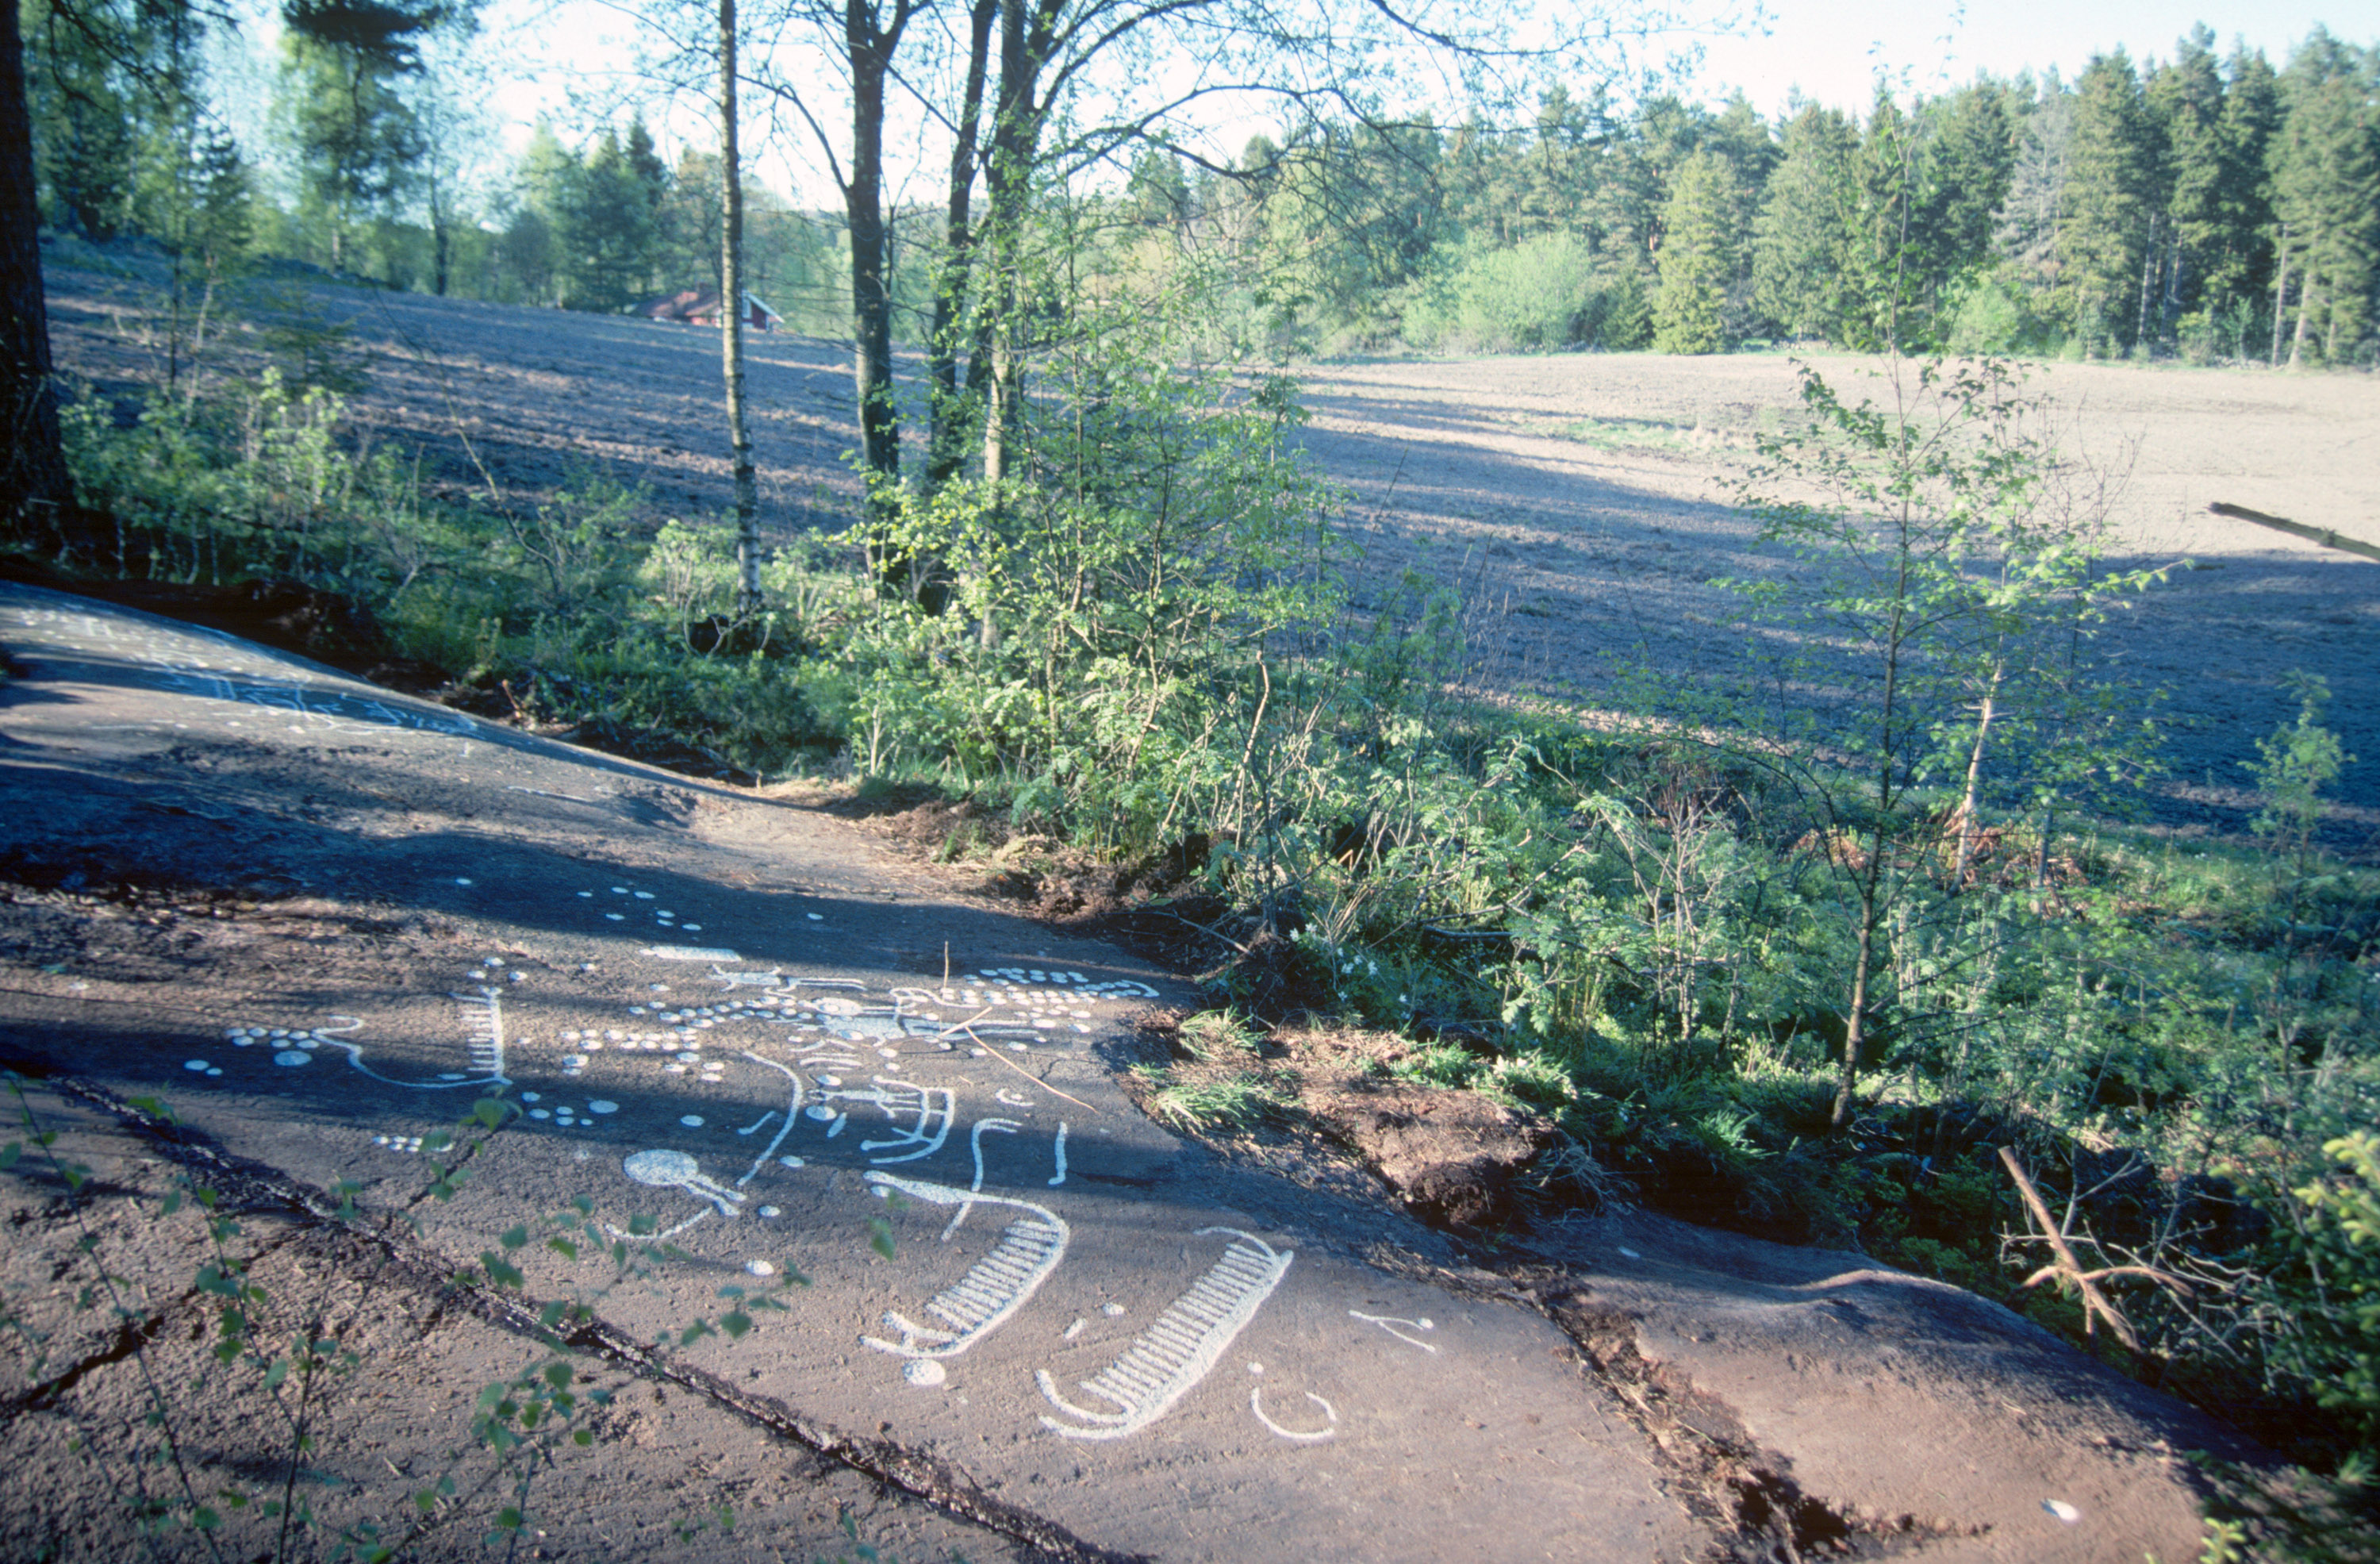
top-left (224, 0), bottom-right (2380, 208)
top-left (1691, 0), bottom-right (2380, 117)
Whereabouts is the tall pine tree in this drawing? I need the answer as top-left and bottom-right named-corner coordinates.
top-left (2056, 51), bottom-right (2156, 353)
top-left (1653, 149), bottom-right (1734, 353)
top-left (1752, 102), bottom-right (1856, 341)
top-left (2271, 31), bottom-right (2379, 365)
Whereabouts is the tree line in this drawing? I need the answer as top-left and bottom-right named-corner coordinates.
top-left (1152, 25), bottom-right (2375, 366)
top-left (21, 5), bottom-right (2373, 373)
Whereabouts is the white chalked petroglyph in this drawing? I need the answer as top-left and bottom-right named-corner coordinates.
top-left (1350, 1309), bottom-right (1439, 1353)
top-left (861, 1172), bottom-right (1070, 1362)
top-left (608, 1148), bottom-right (746, 1239)
top-left (454, 990), bottom-right (509, 1084)
top-left (804, 993), bottom-right (920, 1046)
top-left (1037, 1229), bottom-right (1295, 1442)
top-left (228, 994), bottom-right (510, 1091)
top-left (733, 1051), bottom-right (803, 1184)
top-left (939, 1117), bottom-right (1023, 1239)
top-left (844, 1079), bottom-right (954, 1164)
top-left (711, 966), bottom-right (785, 989)
top-left (1250, 1386), bottom-right (1339, 1443)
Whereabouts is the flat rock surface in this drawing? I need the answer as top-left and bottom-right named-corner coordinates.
top-left (0, 583), bottom-right (1685, 1562)
top-left (0, 582), bottom-right (2266, 1560)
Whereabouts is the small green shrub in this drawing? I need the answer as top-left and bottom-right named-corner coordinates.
top-left (1146, 1074), bottom-right (1290, 1132)
top-left (2277, 1133), bottom-right (2380, 1445)
top-left (1177, 1009), bottom-right (1261, 1061)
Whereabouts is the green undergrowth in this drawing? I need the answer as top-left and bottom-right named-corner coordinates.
top-left (18, 344), bottom-right (2380, 1550)
top-left (34, 371), bottom-right (851, 780)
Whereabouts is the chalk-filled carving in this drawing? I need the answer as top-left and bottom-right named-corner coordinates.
top-left (942, 1116), bottom-right (1023, 1238)
top-left (231, 992), bottom-right (511, 1091)
top-left (1037, 1228), bottom-right (1295, 1441)
top-left (860, 1172), bottom-right (1070, 1361)
top-left (850, 1079), bottom-right (956, 1164)
top-left (1349, 1309), bottom-right (1439, 1353)
top-left (1250, 1385), bottom-right (1339, 1443)
top-left (734, 1051), bottom-right (804, 1182)
top-left (612, 1147), bottom-right (747, 1239)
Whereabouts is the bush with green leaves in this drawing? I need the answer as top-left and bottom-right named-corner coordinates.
top-left (2278, 1133), bottom-right (2380, 1446)
top-left (1399, 232), bottom-right (1604, 353)
top-left (828, 321), bottom-right (1342, 849)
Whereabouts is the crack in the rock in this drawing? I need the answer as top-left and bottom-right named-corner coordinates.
top-left (1358, 1246), bottom-right (1974, 1562)
top-left (5, 1059), bottom-right (1142, 1564)
top-left (4, 1311), bottom-right (168, 1415)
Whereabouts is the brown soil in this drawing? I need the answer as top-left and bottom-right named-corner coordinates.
top-left (1295, 1074), bottom-right (1558, 1231)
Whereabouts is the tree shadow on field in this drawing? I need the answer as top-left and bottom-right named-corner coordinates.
top-left (1288, 401), bottom-right (2380, 837)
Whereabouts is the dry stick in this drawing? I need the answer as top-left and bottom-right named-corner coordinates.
top-left (963, 1025), bottom-right (1102, 1115)
top-left (2209, 502), bottom-right (2380, 564)
top-left (1998, 1145), bottom-right (2140, 1352)
top-left (1154, 908), bottom-right (1253, 955)
top-left (931, 1006), bottom-right (997, 1039)
top-left (2021, 1262), bottom-right (2195, 1299)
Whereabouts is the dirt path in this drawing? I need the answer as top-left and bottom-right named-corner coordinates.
top-left (0, 583), bottom-right (2254, 1560)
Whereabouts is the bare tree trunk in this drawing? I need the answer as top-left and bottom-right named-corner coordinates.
top-left (845, 0), bottom-right (904, 507)
top-left (720, 0), bottom-right (760, 610)
top-left (429, 166), bottom-right (451, 297)
top-left (925, 0), bottom-right (996, 495)
top-left (1832, 887), bottom-right (1880, 1129)
top-left (2134, 213), bottom-right (2158, 352)
top-left (977, 0), bottom-right (1047, 489)
top-left (2287, 263), bottom-right (2314, 371)
top-left (1953, 669), bottom-right (2002, 887)
top-left (2269, 232), bottom-right (2290, 367)
top-left (0, 0), bottom-right (69, 545)
top-left (1833, 545), bottom-right (1911, 1131)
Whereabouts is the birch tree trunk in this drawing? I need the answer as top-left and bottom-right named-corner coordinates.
top-left (720, 0), bottom-right (760, 609)
top-left (2286, 263), bottom-right (2314, 371)
top-left (2269, 232), bottom-right (2290, 367)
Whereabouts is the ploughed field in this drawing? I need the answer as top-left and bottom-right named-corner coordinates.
top-left (44, 247), bottom-right (2380, 837)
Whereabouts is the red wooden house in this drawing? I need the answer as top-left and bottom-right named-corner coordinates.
top-left (637, 288), bottom-right (783, 331)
